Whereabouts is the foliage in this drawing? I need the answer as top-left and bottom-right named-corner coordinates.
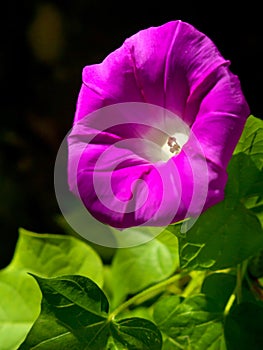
top-left (0, 115), bottom-right (263, 349)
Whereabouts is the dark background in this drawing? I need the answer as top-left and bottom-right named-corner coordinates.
top-left (0, 1), bottom-right (262, 268)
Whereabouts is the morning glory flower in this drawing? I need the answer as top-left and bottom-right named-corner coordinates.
top-left (67, 20), bottom-right (250, 229)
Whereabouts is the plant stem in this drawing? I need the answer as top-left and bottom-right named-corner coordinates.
top-left (108, 273), bottom-right (185, 321)
top-left (224, 293), bottom-right (236, 317)
top-left (181, 271), bottom-right (206, 298)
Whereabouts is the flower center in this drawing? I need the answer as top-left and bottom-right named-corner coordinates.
top-left (159, 131), bottom-right (188, 162)
top-left (167, 136), bottom-right (181, 154)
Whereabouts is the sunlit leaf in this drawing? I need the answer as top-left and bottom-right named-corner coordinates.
top-left (11, 228), bottom-right (104, 286)
top-left (0, 269), bottom-right (41, 350)
top-left (0, 228), bottom-right (104, 349)
top-left (109, 229), bottom-right (179, 307)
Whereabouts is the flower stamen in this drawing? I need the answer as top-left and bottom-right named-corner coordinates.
top-left (167, 136), bottom-right (181, 154)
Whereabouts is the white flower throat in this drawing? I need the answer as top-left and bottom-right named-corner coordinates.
top-left (113, 108), bottom-right (190, 164)
top-left (131, 130), bottom-right (189, 164)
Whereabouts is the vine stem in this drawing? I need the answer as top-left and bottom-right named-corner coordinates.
top-left (108, 273), bottom-right (185, 321)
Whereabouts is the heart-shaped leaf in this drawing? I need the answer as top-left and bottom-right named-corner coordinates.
top-left (11, 228), bottom-right (104, 286)
top-left (169, 202), bottom-right (263, 271)
top-left (153, 294), bottom-right (226, 350)
top-left (19, 274), bottom-right (162, 350)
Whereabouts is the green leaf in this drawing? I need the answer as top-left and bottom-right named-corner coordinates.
top-left (231, 115), bottom-right (263, 227)
top-left (226, 153), bottom-right (263, 228)
top-left (170, 201), bottom-right (263, 271)
top-left (11, 228), bottom-right (104, 286)
top-left (0, 269), bottom-right (41, 350)
top-left (109, 318), bottom-right (162, 350)
top-left (18, 274), bottom-right (109, 350)
top-left (109, 229), bottom-right (179, 308)
top-left (0, 228), bottom-right (104, 349)
top-left (153, 294), bottom-right (226, 350)
top-left (201, 273), bottom-right (236, 311)
top-left (234, 115), bottom-right (263, 170)
top-left (19, 275), bottom-right (162, 350)
top-left (226, 153), bottom-right (263, 202)
top-left (225, 302), bottom-right (263, 350)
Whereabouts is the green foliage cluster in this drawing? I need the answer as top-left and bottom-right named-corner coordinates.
top-left (0, 115), bottom-right (263, 350)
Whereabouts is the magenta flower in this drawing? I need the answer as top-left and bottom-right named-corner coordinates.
top-left (67, 20), bottom-right (250, 229)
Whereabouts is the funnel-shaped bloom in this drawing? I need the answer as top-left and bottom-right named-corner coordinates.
top-left (67, 20), bottom-right (250, 229)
